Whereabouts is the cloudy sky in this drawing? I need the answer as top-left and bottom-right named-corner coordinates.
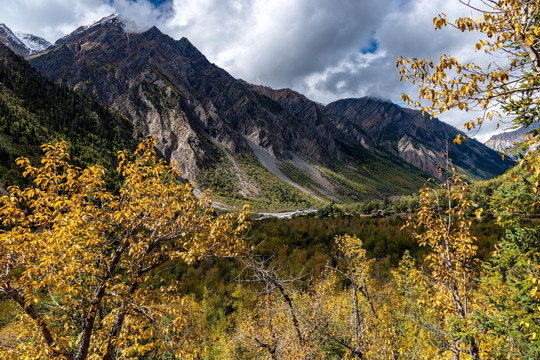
top-left (2, 0), bottom-right (512, 141)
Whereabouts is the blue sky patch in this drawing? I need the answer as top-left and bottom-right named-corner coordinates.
top-left (360, 36), bottom-right (378, 54)
top-left (148, 0), bottom-right (169, 6)
top-left (113, 0), bottom-right (168, 7)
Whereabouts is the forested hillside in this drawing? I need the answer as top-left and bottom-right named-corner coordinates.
top-left (0, 43), bottom-right (135, 188)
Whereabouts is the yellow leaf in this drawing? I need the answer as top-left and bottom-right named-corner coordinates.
top-left (475, 208), bottom-right (483, 219)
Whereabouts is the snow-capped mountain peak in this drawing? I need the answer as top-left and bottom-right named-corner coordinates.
top-left (72, 13), bottom-right (120, 35)
top-left (0, 23), bottom-right (51, 57)
top-left (55, 14), bottom-right (121, 45)
top-left (90, 13), bottom-right (120, 27)
top-left (15, 32), bottom-right (51, 53)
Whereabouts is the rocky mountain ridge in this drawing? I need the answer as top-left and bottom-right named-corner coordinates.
top-left (0, 16), bottom-right (514, 207)
top-left (325, 98), bottom-right (509, 179)
top-left (484, 123), bottom-right (540, 159)
top-left (0, 24), bottom-right (51, 57)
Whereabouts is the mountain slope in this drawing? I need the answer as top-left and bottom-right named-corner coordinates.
top-left (0, 24), bottom-right (51, 57)
top-left (15, 32), bottom-right (51, 55)
top-left (23, 15), bottom-right (511, 207)
top-left (484, 123), bottom-right (540, 159)
top-left (325, 98), bottom-right (514, 180)
top-left (0, 43), bottom-right (134, 188)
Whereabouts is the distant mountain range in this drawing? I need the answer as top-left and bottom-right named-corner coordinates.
top-left (484, 123), bottom-right (540, 160)
top-left (0, 15), bottom-right (514, 208)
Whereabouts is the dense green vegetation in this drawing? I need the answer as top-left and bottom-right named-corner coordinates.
top-left (0, 44), bottom-right (137, 189)
top-left (199, 148), bottom-right (240, 196)
top-left (278, 160), bottom-right (325, 196)
top-left (161, 204), bottom-right (507, 296)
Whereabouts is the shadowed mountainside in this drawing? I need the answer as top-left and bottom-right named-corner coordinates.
top-left (325, 98), bottom-right (512, 179)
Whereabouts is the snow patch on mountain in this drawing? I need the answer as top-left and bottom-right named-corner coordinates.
top-left (55, 14), bottom-right (121, 45)
top-left (15, 32), bottom-right (51, 54)
top-left (484, 123), bottom-right (540, 159)
top-left (0, 24), bottom-right (51, 57)
top-left (73, 14), bottom-right (119, 36)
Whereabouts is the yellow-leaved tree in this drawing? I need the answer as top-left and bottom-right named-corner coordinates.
top-left (0, 137), bottom-right (250, 360)
top-left (328, 235), bottom-right (438, 359)
top-left (234, 235), bottom-right (440, 360)
top-left (397, 0), bottom-right (539, 132)
top-left (404, 167), bottom-right (484, 359)
top-left (398, 1), bottom-right (540, 357)
top-left (397, 0), bottom-right (540, 179)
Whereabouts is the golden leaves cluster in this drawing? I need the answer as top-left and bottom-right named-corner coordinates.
top-left (235, 236), bottom-right (439, 359)
top-left (405, 175), bottom-right (478, 312)
top-left (397, 0), bottom-right (540, 135)
top-left (403, 171), bottom-right (488, 359)
top-left (0, 137), bottom-right (250, 360)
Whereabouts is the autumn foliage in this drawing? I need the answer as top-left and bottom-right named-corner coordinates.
top-left (0, 137), bottom-right (249, 359)
top-left (1, 1), bottom-right (540, 359)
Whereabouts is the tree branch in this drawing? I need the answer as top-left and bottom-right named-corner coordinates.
top-left (4, 283), bottom-right (73, 360)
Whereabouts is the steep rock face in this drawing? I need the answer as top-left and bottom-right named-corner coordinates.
top-left (484, 123), bottom-right (540, 159)
top-left (247, 85), bottom-right (366, 157)
top-left (325, 98), bottom-right (514, 179)
top-left (30, 17), bottom-right (348, 181)
top-left (31, 19), bottom-right (232, 180)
